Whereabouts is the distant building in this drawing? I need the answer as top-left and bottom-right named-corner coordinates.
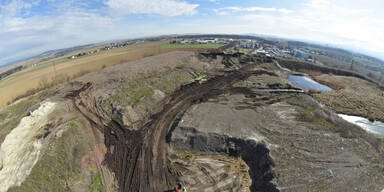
top-left (239, 40), bottom-right (258, 49)
top-left (293, 49), bottom-right (308, 59)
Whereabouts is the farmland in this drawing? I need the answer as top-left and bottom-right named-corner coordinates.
top-left (0, 41), bottom-right (204, 108)
top-left (160, 43), bottom-right (225, 49)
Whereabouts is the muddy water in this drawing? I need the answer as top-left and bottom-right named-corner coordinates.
top-left (288, 75), bottom-right (332, 92)
top-left (338, 114), bottom-right (384, 137)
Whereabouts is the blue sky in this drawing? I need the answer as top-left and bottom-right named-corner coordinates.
top-left (0, 0), bottom-right (384, 66)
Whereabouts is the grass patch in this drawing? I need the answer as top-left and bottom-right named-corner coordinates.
top-left (84, 172), bottom-right (102, 192)
top-left (378, 137), bottom-right (384, 152)
top-left (192, 67), bottom-right (203, 74)
top-left (70, 122), bottom-right (79, 129)
top-left (106, 70), bottom-right (189, 111)
top-left (232, 81), bottom-right (246, 87)
top-left (111, 115), bottom-right (123, 126)
top-left (0, 90), bottom-right (50, 144)
top-left (296, 109), bottom-right (334, 128)
top-left (287, 95), bottom-right (355, 138)
top-left (131, 89), bottom-right (154, 107)
top-left (161, 44), bottom-right (225, 49)
top-left (189, 75), bottom-right (206, 84)
top-left (175, 64), bottom-right (185, 70)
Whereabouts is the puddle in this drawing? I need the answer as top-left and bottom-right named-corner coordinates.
top-left (288, 75), bottom-right (332, 92)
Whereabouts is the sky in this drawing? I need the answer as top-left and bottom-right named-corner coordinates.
top-left (0, 0), bottom-right (384, 66)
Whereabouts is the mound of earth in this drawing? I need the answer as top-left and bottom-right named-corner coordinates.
top-left (0, 51), bottom-right (382, 192)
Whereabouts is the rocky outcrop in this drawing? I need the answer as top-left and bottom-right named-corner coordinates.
top-left (0, 101), bottom-right (56, 192)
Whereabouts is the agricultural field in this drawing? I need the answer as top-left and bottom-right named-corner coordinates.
top-left (0, 41), bottom-right (200, 108)
top-left (160, 43), bottom-right (225, 49)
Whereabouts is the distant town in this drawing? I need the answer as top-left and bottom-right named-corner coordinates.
top-left (68, 40), bottom-right (140, 59)
top-left (2, 34), bottom-right (383, 86)
top-left (66, 37), bottom-right (321, 63)
top-left (169, 37), bottom-right (318, 63)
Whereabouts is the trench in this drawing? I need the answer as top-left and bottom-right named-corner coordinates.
top-left (70, 64), bottom-right (279, 192)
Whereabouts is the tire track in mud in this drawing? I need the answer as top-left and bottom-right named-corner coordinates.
top-left (70, 65), bottom-right (276, 192)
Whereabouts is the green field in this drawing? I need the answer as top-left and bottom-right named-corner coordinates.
top-left (161, 44), bottom-right (225, 49)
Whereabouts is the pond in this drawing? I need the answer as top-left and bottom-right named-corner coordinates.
top-left (288, 75), bottom-right (333, 92)
top-left (338, 114), bottom-right (384, 137)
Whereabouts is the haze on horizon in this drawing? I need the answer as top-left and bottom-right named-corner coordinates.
top-left (0, 0), bottom-right (383, 66)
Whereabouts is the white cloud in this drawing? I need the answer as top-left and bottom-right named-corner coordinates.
top-left (0, 0), bottom-right (117, 65)
top-left (231, 0), bottom-right (384, 58)
top-left (214, 6), bottom-right (293, 14)
top-left (105, 0), bottom-right (199, 16)
top-left (1, 0), bottom-right (384, 65)
top-left (0, 0), bottom-right (200, 65)
top-left (0, 0), bottom-right (32, 16)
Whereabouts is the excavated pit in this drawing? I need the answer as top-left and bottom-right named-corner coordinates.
top-left (69, 63), bottom-right (279, 192)
top-left (169, 126), bottom-right (277, 191)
